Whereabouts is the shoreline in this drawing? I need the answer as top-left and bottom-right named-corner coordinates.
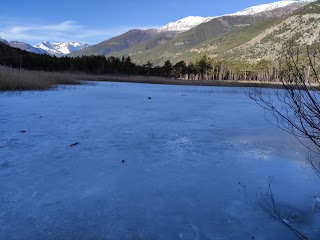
top-left (1, 67), bottom-right (317, 91)
top-left (82, 75), bottom-right (285, 89)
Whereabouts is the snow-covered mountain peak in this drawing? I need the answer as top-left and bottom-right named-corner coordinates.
top-left (158, 0), bottom-right (315, 32)
top-left (35, 41), bottom-right (90, 57)
top-left (229, 0), bottom-right (313, 16)
top-left (51, 42), bottom-right (90, 55)
top-left (159, 16), bottom-right (214, 32)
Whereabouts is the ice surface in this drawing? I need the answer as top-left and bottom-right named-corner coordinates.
top-left (0, 82), bottom-right (319, 239)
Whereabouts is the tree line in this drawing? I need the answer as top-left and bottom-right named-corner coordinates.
top-left (0, 41), bottom-right (317, 83)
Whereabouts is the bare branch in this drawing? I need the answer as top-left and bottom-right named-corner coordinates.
top-left (249, 42), bottom-right (320, 155)
top-left (258, 180), bottom-right (309, 240)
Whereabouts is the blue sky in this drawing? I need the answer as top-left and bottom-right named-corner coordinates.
top-left (0, 0), bottom-right (291, 45)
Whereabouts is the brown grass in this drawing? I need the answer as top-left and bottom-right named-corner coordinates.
top-left (0, 67), bottom-right (82, 91)
top-left (0, 67), bottom-right (287, 91)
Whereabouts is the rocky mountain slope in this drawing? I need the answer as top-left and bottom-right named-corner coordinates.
top-left (0, 39), bottom-right (47, 55)
top-left (9, 41), bottom-right (47, 55)
top-left (68, 29), bottom-right (179, 57)
top-left (229, 0), bottom-right (320, 63)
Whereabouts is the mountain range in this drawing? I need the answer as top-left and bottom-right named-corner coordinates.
top-left (35, 41), bottom-right (90, 57)
top-left (69, 0), bottom-right (318, 65)
top-left (0, 39), bottom-right (90, 57)
top-left (2, 0), bottom-right (318, 65)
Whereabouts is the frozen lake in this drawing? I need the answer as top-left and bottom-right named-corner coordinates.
top-left (0, 82), bottom-right (319, 239)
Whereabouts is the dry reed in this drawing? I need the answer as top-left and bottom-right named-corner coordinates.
top-left (0, 67), bottom-right (287, 91)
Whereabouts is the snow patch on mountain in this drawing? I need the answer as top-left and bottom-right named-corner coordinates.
top-left (52, 42), bottom-right (90, 55)
top-left (35, 41), bottom-right (90, 57)
top-left (159, 16), bottom-right (214, 32)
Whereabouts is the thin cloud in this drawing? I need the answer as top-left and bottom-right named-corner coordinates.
top-left (0, 20), bottom-right (161, 45)
top-left (10, 21), bottom-right (78, 33)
